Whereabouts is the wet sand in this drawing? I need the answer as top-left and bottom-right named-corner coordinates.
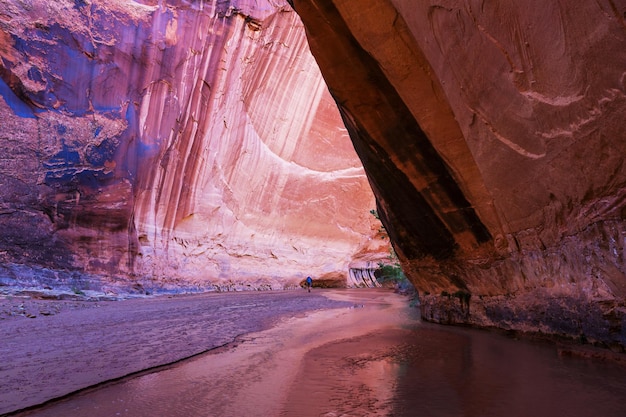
top-left (3, 289), bottom-right (416, 417)
top-left (0, 289), bottom-right (365, 415)
top-left (5, 289), bottom-right (417, 417)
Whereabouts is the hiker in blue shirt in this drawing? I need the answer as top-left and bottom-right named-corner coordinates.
top-left (306, 276), bottom-right (312, 292)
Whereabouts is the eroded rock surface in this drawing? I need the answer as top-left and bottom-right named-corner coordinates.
top-left (0, 0), bottom-right (388, 293)
top-left (292, 0), bottom-right (626, 347)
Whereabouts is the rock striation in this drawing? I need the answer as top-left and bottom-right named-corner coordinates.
top-left (292, 0), bottom-right (626, 348)
top-left (0, 0), bottom-right (388, 293)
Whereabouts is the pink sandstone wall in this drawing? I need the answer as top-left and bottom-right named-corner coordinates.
top-left (0, 0), bottom-right (389, 293)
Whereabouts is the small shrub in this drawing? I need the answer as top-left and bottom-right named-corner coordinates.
top-left (376, 263), bottom-right (405, 283)
top-left (369, 208), bottom-right (414, 293)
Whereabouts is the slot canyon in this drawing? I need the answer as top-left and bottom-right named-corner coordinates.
top-left (1, 0), bottom-right (626, 405)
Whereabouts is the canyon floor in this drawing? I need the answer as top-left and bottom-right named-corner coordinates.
top-left (3, 288), bottom-right (626, 417)
top-left (1, 288), bottom-right (419, 416)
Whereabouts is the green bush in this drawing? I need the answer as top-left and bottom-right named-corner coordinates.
top-left (376, 263), bottom-right (406, 283)
top-left (369, 208), bottom-right (415, 294)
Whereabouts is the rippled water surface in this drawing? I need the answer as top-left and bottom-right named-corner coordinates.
top-left (19, 291), bottom-right (626, 417)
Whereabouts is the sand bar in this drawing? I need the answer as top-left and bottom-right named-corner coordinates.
top-left (1, 289), bottom-right (370, 415)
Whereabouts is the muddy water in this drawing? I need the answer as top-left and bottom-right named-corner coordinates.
top-left (19, 290), bottom-right (626, 417)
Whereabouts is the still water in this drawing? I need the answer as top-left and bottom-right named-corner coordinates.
top-left (19, 290), bottom-right (626, 417)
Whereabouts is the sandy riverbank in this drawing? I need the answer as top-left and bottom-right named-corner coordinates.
top-left (1, 289), bottom-right (377, 415)
top-left (5, 289), bottom-right (418, 417)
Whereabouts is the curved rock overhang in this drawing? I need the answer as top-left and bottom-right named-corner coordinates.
top-left (292, 0), bottom-right (626, 349)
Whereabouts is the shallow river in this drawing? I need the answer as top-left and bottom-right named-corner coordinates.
top-left (19, 290), bottom-right (626, 417)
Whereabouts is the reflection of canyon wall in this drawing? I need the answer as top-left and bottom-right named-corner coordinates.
top-left (293, 0), bottom-right (626, 347)
top-left (0, 0), bottom-right (387, 292)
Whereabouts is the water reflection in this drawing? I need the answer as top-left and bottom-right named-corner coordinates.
top-left (285, 324), bottom-right (626, 417)
top-left (18, 292), bottom-right (626, 417)
top-left (395, 325), bottom-right (626, 417)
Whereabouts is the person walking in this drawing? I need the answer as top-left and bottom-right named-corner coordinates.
top-left (306, 276), bottom-right (313, 292)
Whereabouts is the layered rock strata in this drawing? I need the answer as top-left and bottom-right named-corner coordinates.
top-left (0, 0), bottom-right (388, 292)
top-left (292, 0), bottom-right (626, 348)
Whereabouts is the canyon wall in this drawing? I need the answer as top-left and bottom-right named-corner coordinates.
top-left (0, 0), bottom-right (388, 293)
top-left (292, 0), bottom-right (626, 348)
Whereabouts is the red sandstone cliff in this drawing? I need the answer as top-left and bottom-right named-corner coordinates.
top-left (292, 0), bottom-right (626, 348)
top-left (0, 0), bottom-right (388, 292)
